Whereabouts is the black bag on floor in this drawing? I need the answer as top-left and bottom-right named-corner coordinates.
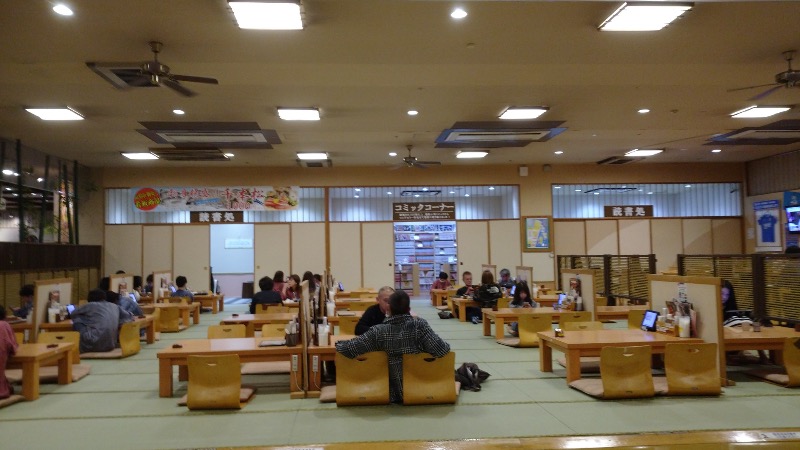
top-left (455, 362), bottom-right (490, 392)
top-left (438, 310), bottom-right (454, 319)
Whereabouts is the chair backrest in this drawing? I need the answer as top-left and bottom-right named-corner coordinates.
top-left (187, 354), bottom-right (243, 410)
top-left (207, 324), bottom-right (246, 339)
top-left (261, 323), bottom-right (288, 339)
top-left (262, 305), bottom-right (290, 313)
top-left (14, 332), bottom-right (24, 345)
top-left (38, 331), bottom-right (81, 364)
top-left (664, 342), bottom-right (721, 395)
top-left (151, 307), bottom-right (161, 332)
top-left (517, 314), bottom-right (553, 347)
top-left (497, 298), bottom-right (510, 309)
top-left (600, 345), bottom-right (655, 399)
top-left (558, 311), bottom-right (592, 329)
top-left (446, 288), bottom-right (458, 299)
top-left (628, 309), bottom-right (646, 329)
top-left (158, 307), bottom-right (181, 332)
top-left (168, 296), bottom-right (188, 305)
top-left (562, 321), bottom-right (604, 331)
top-left (119, 322), bottom-right (141, 357)
top-left (783, 337), bottom-right (800, 387)
top-left (338, 316), bottom-right (360, 335)
top-left (359, 293), bottom-right (376, 300)
top-left (402, 352), bottom-right (457, 405)
top-left (338, 316), bottom-right (359, 334)
top-left (334, 351), bottom-right (390, 406)
top-left (348, 302), bottom-right (373, 312)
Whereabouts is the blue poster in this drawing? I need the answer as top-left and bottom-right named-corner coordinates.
top-left (753, 200), bottom-right (781, 249)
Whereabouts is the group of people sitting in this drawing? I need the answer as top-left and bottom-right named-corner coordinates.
top-left (249, 271), bottom-right (322, 313)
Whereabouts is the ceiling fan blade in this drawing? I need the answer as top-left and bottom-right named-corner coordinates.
top-left (171, 74), bottom-right (219, 85)
top-left (412, 163), bottom-right (429, 169)
top-left (727, 83), bottom-right (779, 93)
top-left (126, 74), bottom-right (155, 87)
top-left (415, 161), bottom-right (441, 166)
top-left (749, 84), bottom-right (784, 101)
top-left (162, 78), bottom-right (197, 97)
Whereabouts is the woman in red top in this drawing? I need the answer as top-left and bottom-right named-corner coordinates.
top-left (431, 272), bottom-right (451, 290)
top-left (283, 274), bottom-right (301, 301)
top-left (273, 271), bottom-right (286, 299)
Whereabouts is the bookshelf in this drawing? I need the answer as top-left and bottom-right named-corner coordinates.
top-left (394, 222), bottom-right (457, 294)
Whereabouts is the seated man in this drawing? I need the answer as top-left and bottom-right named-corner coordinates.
top-left (336, 290), bottom-right (450, 404)
top-left (498, 268), bottom-right (514, 290)
top-left (99, 277), bottom-right (143, 316)
top-left (354, 286), bottom-right (394, 335)
top-left (250, 276), bottom-right (283, 314)
top-left (455, 271), bottom-right (475, 297)
top-left (0, 307), bottom-right (19, 399)
top-left (172, 276), bottom-right (194, 301)
top-left (12, 285), bottom-right (34, 320)
top-left (71, 289), bottom-right (134, 353)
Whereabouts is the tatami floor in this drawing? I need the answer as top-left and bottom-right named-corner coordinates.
top-left (1, 296), bottom-right (799, 450)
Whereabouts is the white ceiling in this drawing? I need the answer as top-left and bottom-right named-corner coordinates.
top-left (1, 0), bottom-right (800, 169)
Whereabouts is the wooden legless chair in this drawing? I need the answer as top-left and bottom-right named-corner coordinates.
top-left (207, 324), bottom-right (246, 339)
top-left (334, 351), bottom-right (390, 406)
top-left (186, 354), bottom-right (254, 410)
top-left (402, 352), bottom-right (457, 405)
top-left (662, 343), bottom-right (721, 395)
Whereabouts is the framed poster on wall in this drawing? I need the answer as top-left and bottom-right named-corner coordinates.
top-left (521, 216), bottom-right (552, 252)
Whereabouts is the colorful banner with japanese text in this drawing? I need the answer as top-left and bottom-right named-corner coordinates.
top-left (393, 202), bottom-right (456, 221)
top-left (131, 186), bottom-right (300, 212)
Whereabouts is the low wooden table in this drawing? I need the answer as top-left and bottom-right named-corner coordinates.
top-left (724, 326), bottom-right (800, 364)
top-left (220, 313), bottom-right (297, 337)
top-left (306, 335), bottom-right (353, 397)
top-left (430, 289), bottom-right (449, 307)
top-left (334, 299), bottom-right (376, 313)
top-left (194, 294), bottom-right (224, 314)
top-left (326, 311), bottom-right (365, 334)
top-left (450, 297), bottom-right (480, 322)
top-left (536, 294), bottom-right (560, 308)
top-left (156, 337), bottom-right (305, 398)
top-left (7, 342), bottom-right (75, 400)
top-left (39, 315), bottom-right (156, 344)
top-left (482, 308), bottom-right (559, 340)
top-left (595, 305), bottom-right (650, 321)
top-left (141, 303), bottom-right (201, 327)
top-left (537, 329), bottom-right (703, 383)
top-left (335, 290), bottom-right (377, 300)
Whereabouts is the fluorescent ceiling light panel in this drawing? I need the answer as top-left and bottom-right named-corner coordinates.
top-left (229, 1), bottom-right (303, 30)
top-left (730, 106), bottom-right (791, 118)
top-left (25, 107), bottom-right (83, 121)
top-left (599, 2), bottom-right (693, 31)
top-left (297, 152), bottom-right (328, 160)
top-left (625, 148), bottom-right (663, 157)
top-left (121, 152), bottom-right (158, 160)
top-left (278, 107), bottom-right (320, 120)
top-left (456, 151), bottom-right (488, 159)
top-left (499, 106), bottom-right (549, 120)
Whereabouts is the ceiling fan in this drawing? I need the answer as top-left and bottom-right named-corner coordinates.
top-left (395, 145), bottom-right (441, 169)
top-left (728, 50), bottom-right (800, 100)
top-left (87, 41), bottom-right (218, 97)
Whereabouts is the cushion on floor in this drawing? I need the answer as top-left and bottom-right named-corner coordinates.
top-left (652, 376), bottom-right (669, 395)
top-left (177, 386), bottom-right (256, 406)
top-left (319, 385), bottom-right (336, 403)
top-left (0, 394), bottom-right (25, 408)
top-left (240, 361), bottom-right (291, 374)
top-left (557, 356), bottom-right (600, 373)
top-left (568, 378), bottom-right (604, 398)
top-left (81, 349), bottom-right (125, 359)
top-left (746, 369), bottom-right (792, 387)
top-left (496, 337), bottom-right (521, 347)
top-left (5, 364), bottom-right (91, 384)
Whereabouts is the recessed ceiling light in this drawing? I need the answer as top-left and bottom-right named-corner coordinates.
top-left (711, 149), bottom-right (722, 153)
top-left (625, 148), bottom-right (663, 157)
top-left (354, 188), bottom-right (361, 192)
top-left (599, 2), bottom-right (693, 31)
top-left (228, 1), bottom-right (303, 30)
top-left (730, 105), bottom-right (791, 118)
top-left (456, 151), bottom-right (488, 159)
top-left (554, 186), bottom-right (561, 189)
top-left (422, 187), bottom-right (428, 191)
top-left (389, 152), bottom-right (397, 157)
top-left (685, 184), bottom-right (692, 188)
top-left (594, 192), bottom-right (600, 195)
top-left (450, 8), bottom-right (467, 19)
top-left (354, 195), bottom-right (360, 199)
top-left (488, 187), bottom-right (495, 190)
top-left (648, 192), bottom-right (654, 195)
top-left (173, 109), bottom-right (185, 115)
top-left (387, 192), bottom-right (392, 195)
top-left (53, 3), bottom-right (74, 16)
top-left (414, 194), bottom-right (420, 198)
top-left (449, 191), bottom-right (455, 194)
top-left (554, 151), bottom-right (564, 155)
top-left (25, 107), bottom-right (83, 121)
top-left (407, 110), bottom-right (418, 116)
top-left (499, 106), bottom-right (549, 120)
top-left (464, 194), bottom-right (470, 197)
top-left (121, 152), bottom-right (158, 160)
top-left (638, 108), bottom-right (650, 114)
top-left (224, 153), bottom-right (234, 157)
top-left (278, 107), bottom-right (320, 121)
top-left (296, 152), bottom-right (328, 160)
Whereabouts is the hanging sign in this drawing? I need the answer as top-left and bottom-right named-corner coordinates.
top-left (393, 202), bottom-right (456, 221)
top-left (132, 186), bottom-right (299, 212)
top-left (604, 205), bottom-right (653, 218)
top-left (190, 211), bottom-right (244, 223)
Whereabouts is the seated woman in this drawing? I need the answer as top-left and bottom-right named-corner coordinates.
top-left (507, 282), bottom-right (537, 336)
top-left (468, 270), bottom-right (503, 324)
top-left (431, 272), bottom-right (451, 290)
top-left (283, 274), bottom-right (301, 301)
top-left (272, 271), bottom-right (286, 299)
top-left (0, 307), bottom-right (19, 399)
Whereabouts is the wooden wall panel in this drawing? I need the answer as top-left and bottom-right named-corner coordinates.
top-left (362, 222), bottom-right (394, 290)
top-left (712, 218), bottom-right (743, 254)
top-left (489, 220), bottom-right (522, 276)
top-left (618, 219), bottom-right (652, 255)
top-left (104, 225), bottom-right (142, 276)
top-left (554, 221), bottom-right (585, 256)
top-left (291, 223), bottom-right (326, 276)
top-left (329, 223), bottom-right (362, 291)
top-left (254, 224), bottom-right (290, 283)
top-left (143, 226), bottom-right (173, 279)
top-left (457, 221), bottom-right (488, 278)
top-left (683, 219), bottom-right (713, 255)
top-left (172, 225), bottom-right (210, 293)
top-left (651, 219), bottom-right (683, 273)
top-left (586, 220), bottom-right (619, 255)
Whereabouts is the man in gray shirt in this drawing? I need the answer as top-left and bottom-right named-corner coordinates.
top-left (71, 289), bottom-right (133, 353)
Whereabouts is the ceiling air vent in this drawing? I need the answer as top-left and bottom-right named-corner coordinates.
top-left (597, 156), bottom-right (637, 165)
top-left (86, 63), bottom-right (154, 89)
top-left (400, 190), bottom-right (441, 197)
top-left (726, 129), bottom-right (800, 140)
top-left (155, 131), bottom-right (269, 144)
top-left (150, 148), bottom-right (230, 161)
top-left (443, 130), bottom-right (551, 143)
top-left (296, 159), bottom-right (332, 168)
